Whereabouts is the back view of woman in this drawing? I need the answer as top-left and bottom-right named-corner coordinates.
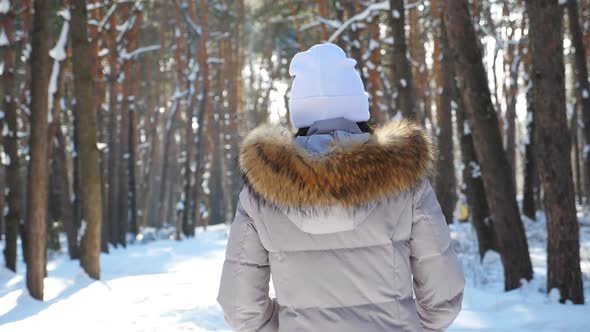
top-left (217, 43), bottom-right (465, 332)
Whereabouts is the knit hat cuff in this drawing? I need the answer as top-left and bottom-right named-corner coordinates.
top-left (289, 94), bottom-right (370, 129)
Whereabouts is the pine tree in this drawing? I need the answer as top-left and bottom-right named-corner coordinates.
top-left (26, 0), bottom-right (52, 300)
top-left (71, 0), bottom-right (103, 279)
top-left (526, 0), bottom-right (584, 304)
top-left (443, 0), bottom-right (533, 291)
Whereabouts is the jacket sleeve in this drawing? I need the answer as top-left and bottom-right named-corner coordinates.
top-left (217, 199), bottom-right (279, 332)
top-left (410, 180), bottom-right (465, 332)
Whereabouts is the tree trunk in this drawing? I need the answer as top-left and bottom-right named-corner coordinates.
top-left (106, 5), bottom-right (120, 246)
top-left (527, 0), bottom-right (584, 304)
top-left (71, 0), bottom-right (103, 280)
top-left (194, 0), bottom-right (211, 233)
top-left (434, 5), bottom-right (456, 224)
top-left (72, 108), bottom-right (83, 253)
top-left (158, 100), bottom-right (179, 228)
top-left (431, 0), bottom-right (442, 129)
top-left (522, 52), bottom-right (538, 220)
top-left (409, 0), bottom-right (429, 124)
top-left (55, 129), bottom-right (78, 259)
top-left (567, 0), bottom-right (590, 204)
top-left (180, 2), bottom-right (193, 238)
top-left (1, 0), bottom-right (22, 273)
top-left (126, 9), bottom-right (142, 238)
top-left (389, 0), bottom-right (416, 119)
top-left (443, 0), bottom-right (533, 291)
top-left (118, 30), bottom-right (130, 247)
top-left (455, 77), bottom-right (498, 260)
top-left (367, 18), bottom-right (385, 123)
top-left (346, 0), bottom-right (366, 88)
top-left (26, 0), bottom-right (52, 300)
top-left (571, 101), bottom-right (583, 205)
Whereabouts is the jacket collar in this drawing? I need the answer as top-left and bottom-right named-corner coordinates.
top-left (239, 120), bottom-right (435, 210)
top-left (305, 117), bottom-right (362, 136)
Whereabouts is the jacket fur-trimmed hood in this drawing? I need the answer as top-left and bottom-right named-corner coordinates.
top-left (238, 120), bottom-right (435, 210)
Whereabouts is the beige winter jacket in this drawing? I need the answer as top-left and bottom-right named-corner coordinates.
top-left (217, 118), bottom-right (465, 332)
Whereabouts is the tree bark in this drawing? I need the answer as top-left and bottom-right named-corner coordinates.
top-left (127, 11), bottom-right (142, 238)
top-left (1, 0), bottom-right (22, 273)
top-left (181, 1), bottom-right (194, 238)
top-left (194, 0), bottom-right (211, 233)
top-left (522, 60), bottom-right (538, 221)
top-left (71, 0), bottom-right (103, 280)
top-left (389, 0), bottom-right (416, 119)
top-left (443, 0), bottom-right (533, 291)
top-left (367, 17), bottom-right (385, 123)
top-left (55, 129), bottom-right (78, 259)
top-left (527, 0), bottom-right (584, 304)
top-left (409, 0), bottom-right (429, 124)
top-left (434, 4), bottom-right (456, 224)
top-left (106, 4), bottom-right (120, 245)
top-left (455, 77), bottom-right (498, 260)
top-left (567, 0), bottom-right (590, 203)
top-left (26, 0), bottom-right (52, 300)
top-left (117, 5), bottom-right (131, 247)
top-left (346, 0), bottom-right (366, 88)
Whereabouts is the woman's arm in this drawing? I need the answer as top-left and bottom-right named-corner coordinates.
top-left (410, 180), bottom-right (465, 331)
top-left (217, 200), bottom-right (278, 332)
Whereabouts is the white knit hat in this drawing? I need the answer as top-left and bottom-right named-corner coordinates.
top-left (288, 43), bottom-right (370, 129)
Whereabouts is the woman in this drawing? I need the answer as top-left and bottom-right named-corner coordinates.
top-left (217, 43), bottom-right (465, 332)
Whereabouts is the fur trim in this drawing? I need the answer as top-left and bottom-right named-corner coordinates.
top-left (239, 120), bottom-right (435, 210)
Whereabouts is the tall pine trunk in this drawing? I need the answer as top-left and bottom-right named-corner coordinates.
top-left (106, 8), bottom-right (120, 245)
top-left (26, 0), bottom-right (52, 300)
top-left (434, 4), bottom-right (456, 224)
top-left (443, 0), bottom-right (533, 291)
top-left (194, 0), bottom-right (211, 233)
top-left (567, 0), bottom-right (590, 203)
top-left (527, 0), bottom-right (584, 304)
top-left (389, 0), bottom-right (416, 119)
top-left (55, 129), bottom-right (78, 259)
top-left (522, 52), bottom-right (538, 220)
top-left (1, 0), bottom-right (22, 273)
top-left (71, 0), bottom-right (103, 279)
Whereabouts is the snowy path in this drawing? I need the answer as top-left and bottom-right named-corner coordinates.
top-left (0, 226), bottom-right (232, 332)
top-left (1, 220), bottom-right (590, 332)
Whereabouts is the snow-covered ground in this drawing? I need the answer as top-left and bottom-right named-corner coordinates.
top-left (449, 214), bottom-right (590, 331)
top-left (1, 216), bottom-right (589, 332)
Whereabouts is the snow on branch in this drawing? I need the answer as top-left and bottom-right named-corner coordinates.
top-left (327, 0), bottom-right (423, 43)
top-left (98, 2), bottom-right (118, 31)
top-left (171, 0), bottom-right (202, 36)
top-left (328, 1), bottom-right (387, 43)
top-left (269, 13), bottom-right (307, 24)
top-left (301, 16), bottom-right (342, 32)
top-left (120, 44), bottom-right (160, 60)
top-left (100, 0), bottom-right (142, 33)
